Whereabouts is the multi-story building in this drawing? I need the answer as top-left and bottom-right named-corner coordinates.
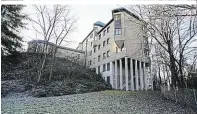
top-left (27, 7), bottom-right (152, 91)
top-left (27, 40), bottom-right (85, 65)
top-left (76, 7), bottom-right (152, 91)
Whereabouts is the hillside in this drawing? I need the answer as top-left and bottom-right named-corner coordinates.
top-left (1, 52), bottom-right (112, 97)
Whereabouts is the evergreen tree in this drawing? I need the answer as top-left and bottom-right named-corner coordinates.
top-left (1, 5), bottom-right (27, 56)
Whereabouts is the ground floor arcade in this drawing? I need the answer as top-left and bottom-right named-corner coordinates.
top-left (96, 57), bottom-right (152, 91)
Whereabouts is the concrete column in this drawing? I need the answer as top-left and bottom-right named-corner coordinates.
top-left (110, 62), bottom-right (114, 88)
top-left (150, 64), bottom-right (154, 91)
top-left (143, 62), bottom-right (147, 91)
top-left (115, 60), bottom-right (118, 89)
top-left (135, 60), bottom-right (139, 90)
top-left (96, 67), bottom-right (98, 74)
top-left (120, 59), bottom-right (123, 89)
top-left (125, 57), bottom-right (129, 91)
top-left (130, 59), bottom-right (134, 91)
top-left (140, 61), bottom-right (144, 90)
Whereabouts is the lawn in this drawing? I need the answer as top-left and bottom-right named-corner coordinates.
top-left (1, 90), bottom-right (195, 114)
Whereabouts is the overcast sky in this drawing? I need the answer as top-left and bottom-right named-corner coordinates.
top-left (21, 5), bottom-right (123, 49)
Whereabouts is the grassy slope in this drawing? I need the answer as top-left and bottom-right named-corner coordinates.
top-left (1, 52), bottom-right (112, 97)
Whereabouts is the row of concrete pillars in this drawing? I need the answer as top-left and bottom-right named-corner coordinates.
top-left (112, 57), bottom-right (149, 91)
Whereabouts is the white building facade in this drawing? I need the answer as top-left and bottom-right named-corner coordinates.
top-left (76, 8), bottom-right (152, 91)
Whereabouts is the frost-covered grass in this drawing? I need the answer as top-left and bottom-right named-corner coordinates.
top-left (1, 91), bottom-right (195, 114)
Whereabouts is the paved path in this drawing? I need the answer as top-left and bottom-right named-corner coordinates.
top-left (1, 91), bottom-right (195, 114)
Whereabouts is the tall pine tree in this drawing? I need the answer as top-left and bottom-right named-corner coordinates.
top-left (1, 5), bottom-right (27, 56)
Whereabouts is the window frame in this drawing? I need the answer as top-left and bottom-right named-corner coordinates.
top-left (107, 63), bottom-right (110, 71)
top-left (107, 38), bottom-right (110, 44)
top-left (103, 64), bottom-right (106, 72)
top-left (103, 53), bottom-right (106, 59)
top-left (99, 34), bottom-right (101, 39)
top-left (103, 41), bottom-right (106, 47)
top-left (115, 28), bottom-right (122, 35)
top-left (107, 50), bottom-right (110, 57)
top-left (98, 55), bottom-right (101, 62)
top-left (107, 26), bottom-right (110, 33)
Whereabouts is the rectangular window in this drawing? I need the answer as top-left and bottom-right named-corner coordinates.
top-left (115, 14), bottom-right (121, 36)
top-left (107, 50), bottom-right (110, 57)
top-left (107, 63), bottom-right (110, 71)
top-left (103, 53), bottom-right (106, 59)
top-left (77, 54), bottom-right (80, 59)
top-left (115, 28), bottom-right (121, 35)
top-left (94, 46), bottom-right (96, 53)
top-left (98, 44), bottom-right (101, 50)
top-left (98, 66), bottom-right (100, 73)
top-left (103, 64), bottom-right (106, 72)
top-left (98, 55), bottom-right (100, 62)
top-left (115, 14), bottom-right (121, 21)
top-left (107, 26), bottom-right (110, 33)
top-left (107, 38), bottom-right (110, 44)
top-left (99, 34), bottom-right (101, 39)
top-left (93, 58), bottom-right (95, 64)
top-left (103, 30), bottom-right (106, 36)
top-left (90, 60), bottom-right (92, 65)
top-left (91, 42), bottom-right (93, 46)
top-left (144, 49), bottom-right (149, 56)
top-left (103, 41), bottom-right (106, 47)
top-left (107, 76), bottom-right (110, 83)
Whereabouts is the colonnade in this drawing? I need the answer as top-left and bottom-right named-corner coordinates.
top-left (113, 57), bottom-right (149, 91)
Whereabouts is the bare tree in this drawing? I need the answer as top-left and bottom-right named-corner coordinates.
top-left (30, 5), bottom-right (76, 83)
top-left (128, 5), bottom-right (197, 88)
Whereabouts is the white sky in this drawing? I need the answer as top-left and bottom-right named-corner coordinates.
top-left (21, 5), bottom-right (123, 50)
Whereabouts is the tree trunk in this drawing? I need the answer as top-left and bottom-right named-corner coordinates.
top-left (49, 47), bottom-right (57, 81)
top-left (37, 53), bottom-right (47, 83)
